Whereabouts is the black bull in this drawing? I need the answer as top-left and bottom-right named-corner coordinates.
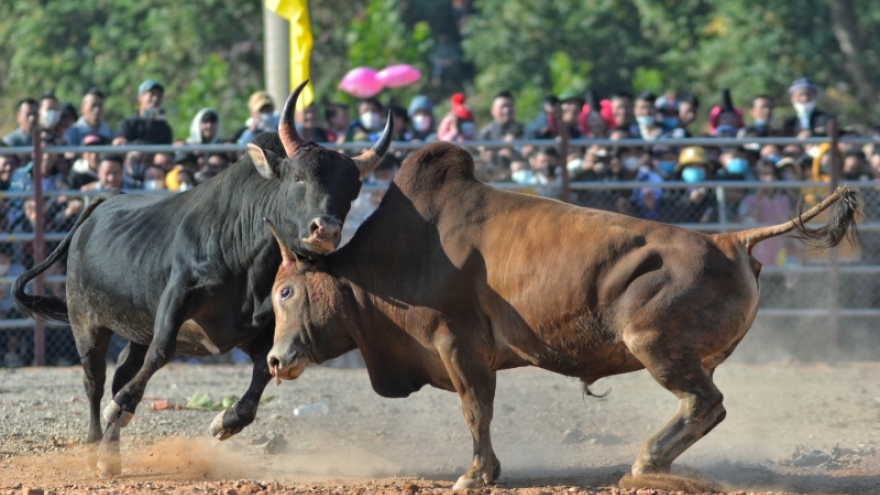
top-left (12, 82), bottom-right (393, 476)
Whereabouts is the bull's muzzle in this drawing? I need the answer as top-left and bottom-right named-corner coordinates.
top-left (301, 216), bottom-right (341, 254)
top-left (267, 345), bottom-right (312, 382)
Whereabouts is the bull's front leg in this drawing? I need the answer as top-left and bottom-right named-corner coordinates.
top-left (97, 281), bottom-right (190, 476)
top-left (210, 328), bottom-right (274, 440)
top-left (437, 338), bottom-right (500, 490)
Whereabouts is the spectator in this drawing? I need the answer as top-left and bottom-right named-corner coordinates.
top-left (843, 149), bottom-right (872, 181)
top-left (655, 93), bottom-right (682, 136)
top-left (708, 89), bottom-right (743, 135)
top-left (407, 95), bottom-right (436, 141)
top-left (558, 91), bottom-right (585, 139)
top-left (176, 169), bottom-right (196, 191)
top-left (123, 149), bottom-right (148, 186)
top-left (2, 98), bottom-right (38, 148)
top-left (437, 93), bottom-right (476, 142)
top-left (36, 93), bottom-right (66, 144)
top-left (324, 102), bottom-right (350, 143)
top-left (677, 93), bottom-right (699, 137)
top-left (579, 91), bottom-right (609, 138)
top-left (0, 155), bottom-right (19, 191)
top-left (744, 95), bottom-right (775, 137)
top-left (165, 151), bottom-right (198, 191)
top-left (236, 91), bottom-right (279, 145)
top-left (65, 88), bottom-right (113, 145)
top-left (739, 159), bottom-right (800, 293)
top-left (478, 91), bottom-right (524, 169)
top-left (82, 153), bottom-right (125, 191)
top-left (153, 152), bottom-right (174, 173)
top-left (186, 108), bottom-right (221, 145)
top-left (716, 146), bottom-right (754, 181)
top-left (524, 95), bottom-right (561, 140)
top-left (8, 136), bottom-right (70, 194)
top-left (346, 98), bottom-right (385, 143)
top-left (430, 33), bottom-right (462, 86)
top-left (142, 165), bottom-right (167, 190)
top-left (195, 152), bottom-right (230, 184)
top-left (610, 91), bottom-right (638, 136)
top-left (651, 144), bottom-right (679, 180)
top-left (295, 103), bottom-right (329, 142)
top-left (665, 146), bottom-right (718, 224)
top-left (116, 80), bottom-right (173, 145)
top-left (387, 105), bottom-right (412, 142)
top-left (633, 91), bottom-right (666, 141)
top-left (68, 133), bottom-right (106, 189)
top-left (512, 148), bottom-right (558, 185)
top-left (783, 77), bottom-right (831, 136)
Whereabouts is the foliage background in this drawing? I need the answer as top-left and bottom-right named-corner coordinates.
top-left (0, 0), bottom-right (878, 138)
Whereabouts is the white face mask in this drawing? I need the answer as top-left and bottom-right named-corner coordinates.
top-left (360, 112), bottom-right (381, 131)
top-left (460, 122), bottom-right (475, 137)
top-left (622, 156), bottom-right (640, 171)
top-left (793, 101), bottom-right (816, 119)
top-left (259, 112), bottom-right (277, 130)
top-left (178, 183), bottom-right (191, 191)
top-left (40, 109), bottom-right (60, 128)
top-left (144, 179), bottom-right (164, 190)
top-left (412, 114), bottom-right (432, 132)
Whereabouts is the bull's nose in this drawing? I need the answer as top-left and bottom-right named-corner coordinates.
top-left (308, 216), bottom-right (341, 240)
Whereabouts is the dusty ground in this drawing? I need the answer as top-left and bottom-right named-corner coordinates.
top-left (0, 361), bottom-right (879, 494)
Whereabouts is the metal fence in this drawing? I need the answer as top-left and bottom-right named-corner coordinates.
top-left (2, 131), bottom-right (879, 366)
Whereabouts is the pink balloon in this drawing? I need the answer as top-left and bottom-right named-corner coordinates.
top-left (338, 67), bottom-right (384, 98)
top-left (376, 64), bottom-right (422, 88)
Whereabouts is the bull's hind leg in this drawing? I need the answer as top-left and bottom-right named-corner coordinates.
top-left (95, 341), bottom-right (148, 476)
top-left (210, 329), bottom-right (274, 440)
top-left (630, 354), bottom-right (725, 476)
top-left (72, 324), bottom-right (112, 471)
top-left (437, 338), bottom-right (500, 490)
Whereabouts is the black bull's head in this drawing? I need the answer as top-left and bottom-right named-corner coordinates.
top-left (252, 80), bottom-right (393, 257)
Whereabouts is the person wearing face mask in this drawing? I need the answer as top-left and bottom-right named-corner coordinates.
top-left (655, 95), bottom-right (686, 138)
top-left (707, 89), bottom-right (744, 136)
top-left (783, 77), bottom-right (831, 136)
top-left (408, 95), bottom-right (436, 141)
top-left (37, 93), bottom-right (66, 145)
top-left (437, 93), bottom-right (476, 143)
top-left (346, 98), bottom-right (385, 143)
top-left (236, 91), bottom-right (279, 145)
top-left (665, 146), bottom-right (718, 224)
top-left (633, 91), bottom-right (666, 141)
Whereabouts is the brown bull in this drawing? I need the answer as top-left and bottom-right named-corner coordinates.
top-left (264, 142), bottom-right (859, 489)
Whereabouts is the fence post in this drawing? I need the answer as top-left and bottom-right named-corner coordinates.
top-left (31, 129), bottom-right (46, 366)
top-left (559, 121), bottom-right (570, 203)
top-left (827, 118), bottom-right (840, 355)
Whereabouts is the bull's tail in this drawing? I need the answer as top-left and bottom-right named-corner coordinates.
top-left (725, 185), bottom-right (860, 254)
top-left (12, 191), bottom-right (120, 323)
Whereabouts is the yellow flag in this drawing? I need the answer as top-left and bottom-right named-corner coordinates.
top-left (264, 0), bottom-right (314, 110)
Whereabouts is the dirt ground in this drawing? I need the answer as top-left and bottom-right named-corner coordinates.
top-left (1, 360), bottom-right (879, 495)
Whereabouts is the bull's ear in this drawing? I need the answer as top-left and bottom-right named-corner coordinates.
top-left (248, 143), bottom-right (279, 180)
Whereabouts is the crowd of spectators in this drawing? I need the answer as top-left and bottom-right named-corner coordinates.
top-left (2, 75), bottom-right (880, 367)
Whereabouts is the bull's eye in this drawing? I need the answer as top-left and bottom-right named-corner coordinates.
top-left (280, 287), bottom-right (292, 300)
top-left (293, 173), bottom-right (304, 183)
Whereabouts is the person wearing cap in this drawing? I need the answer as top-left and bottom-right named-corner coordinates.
top-left (69, 133), bottom-right (106, 189)
top-left (65, 88), bottom-right (113, 146)
top-left (783, 77), bottom-right (831, 136)
top-left (707, 89), bottom-right (743, 135)
top-left (407, 95), bottom-right (436, 141)
top-left (116, 80), bottom-right (173, 145)
top-left (437, 93), bottom-right (476, 143)
top-left (234, 91), bottom-right (278, 145)
top-left (664, 146), bottom-right (718, 224)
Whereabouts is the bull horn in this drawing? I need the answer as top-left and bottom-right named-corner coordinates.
top-left (278, 80), bottom-right (310, 157)
top-left (264, 217), bottom-right (298, 267)
top-left (353, 111), bottom-right (394, 177)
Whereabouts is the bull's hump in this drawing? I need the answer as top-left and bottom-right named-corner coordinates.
top-left (394, 142), bottom-right (477, 195)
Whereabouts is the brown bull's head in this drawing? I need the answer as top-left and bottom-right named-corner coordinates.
top-left (264, 219), bottom-right (354, 381)
top-left (252, 80), bottom-right (393, 258)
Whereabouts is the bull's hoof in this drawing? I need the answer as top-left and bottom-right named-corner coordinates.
top-left (209, 408), bottom-right (243, 441)
top-left (102, 402), bottom-right (134, 427)
top-left (620, 472), bottom-right (723, 493)
top-left (96, 457), bottom-right (122, 478)
top-left (452, 468), bottom-right (498, 490)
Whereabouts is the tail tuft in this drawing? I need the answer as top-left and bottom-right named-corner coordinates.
top-left (793, 185), bottom-right (861, 249)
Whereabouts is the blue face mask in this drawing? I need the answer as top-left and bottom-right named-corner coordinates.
top-left (636, 116), bottom-right (655, 127)
top-left (725, 157), bottom-right (749, 175)
top-left (764, 154), bottom-right (780, 165)
top-left (660, 117), bottom-right (679, 129)
top-left (656, 160), bottom-right (677, 174)
top-left (682, 167), bottom-right (706, 183)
